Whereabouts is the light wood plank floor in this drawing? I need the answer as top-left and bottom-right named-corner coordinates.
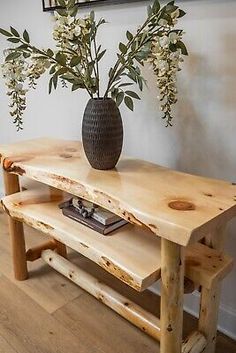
top-left (0, 210), bottom-right (235, 353)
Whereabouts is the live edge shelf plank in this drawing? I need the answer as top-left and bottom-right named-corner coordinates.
top-left (1, 138), bottom-right (236, 246)
top-left (1, 188), bottom-right (233, 292)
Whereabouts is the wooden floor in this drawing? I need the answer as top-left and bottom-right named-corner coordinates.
top-left (0, 210), bottom-right (235, 353)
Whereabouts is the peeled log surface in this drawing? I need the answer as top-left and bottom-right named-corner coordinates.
top-left (42, 249), bottom-right (206, 353)
top-left (2, 189), bottom-right (162, 291)
top-left (1, 188), bottom-right (233, 292)
top-left (182, 331), bottom-right (207, 353)
top-left (26, 240), bottom-right (57, 262)
top-left (41, 249), bottom-right (161, 341)
top-left (1, 138), bottom-right (236, 246)
top-left (160, 240), bottom-right (184, 353)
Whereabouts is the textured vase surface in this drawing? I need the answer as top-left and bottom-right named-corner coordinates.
top-left (82, 98), bottom-right (123, 170)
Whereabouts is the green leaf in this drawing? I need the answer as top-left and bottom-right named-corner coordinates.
top-left (126, 91), bottom-right (140, 100)
top-left (124, 96), bottom-right (134, 111)
top-left (147, 5), bottom-right (152, 16)
top-left (166, 5), bottom-right (178, 13)
top-left (117, 53), bottom-right (126, 65)
top-left (176, 41), bottom-right (188, 55)
top-left (0, 28), bottom-right (12, 37)
top-left (127, 73), bottom-right (137, 83)
top-left (7, 38), bottom-right (20, 43)
top-left (69, 6), bottom-right (78, 17)
top-left (5, 51), bottom-right (21, 61)
top-left (152, 0), bottom-right (160, 13)
top-left (111, 87), bottom-right (118, 100)
top-left (129, 66), bottom-right (140, 79)
top-left (167, 1), bottom-right (175, 5)
top-left (57, 0), bottom-right (66, 7)
top-left (68, 0), bottom-right (75, 9)
top-left (118, 82), bottom-right (133, 88)
top-left (97, 49), bottom-right (106, 61)
top-left (138, 77), bottom-right (143, 91)
top-left (10, 27), bottom-right (20, 37)
top-left (47, 49), bottom-right (54, 57)
top-left (70, 56), bottom-right (80, 67)
top-left (56, 67), bottom-right (68, 75)
top-left (119, 42), bottom-right (127, 54)
top-left (49, 77), bottom-right (53, 94)
top-left (53, 74), bottom-right (58, 89)
top-left (23, 30), bottom-right (30, 43)
top-left (109, 68), bottom-right (114, 78)
top-left (169, 43), bottom-right (177, 52)
top-left (23, 52), bottom-right (31, 59)
top-left (56, 52), bottom-right (67, 66)
top-left (126, 31), bottom-right (133, 41)
top-left (56, 8), bottom-right (67, 16)
top-left (17, 44), bottom-right (29, 50)
top-left (90, 10), bottom-right (95, 21)
top-left (116, 91), bottom-right (124, 107)
top-left (49, 66), bottom-right (56, 74)
top-left (178, 9), bottom-right (186, 18)
top-left (72, 83), bottom-right (81, 91)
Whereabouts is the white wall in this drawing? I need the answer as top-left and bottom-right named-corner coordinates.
top-left (0, 0), bottom-right (236, 339)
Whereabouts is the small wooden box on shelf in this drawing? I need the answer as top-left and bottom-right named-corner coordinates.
top-left (0, 138), bottom-right (235, 353)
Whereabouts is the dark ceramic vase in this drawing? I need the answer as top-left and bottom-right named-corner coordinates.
top-left (82, 98), bottom-right (123, 170)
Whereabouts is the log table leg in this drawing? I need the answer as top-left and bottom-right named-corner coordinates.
top-left (160, 239), bottom-right (184, 353)
top-left (49, 186), bottom-right (67, 258)
top-left (3, 171), bottom-right (28, 281)
top-left (199, 225), bottom-right (227, 353)
top-left (54, 239), bottom-right (67, 259)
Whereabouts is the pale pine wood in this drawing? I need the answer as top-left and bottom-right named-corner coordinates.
top-left (182, 331), bottom-right (207, 353)
top-left (1, 189), bottom-right (162, 291)
top-left (48, 187), bottom-right (68, 258)
top-left (1, 138), bottom-right (236, 246)
top-left (0, 213), bottom-right (83, 314)
top-left (3, 170), bottom-right (28, 281)
top-left (185, 242), bottom-right (233, 289)
top-left (26, 240), bottom-right (57, 261)
top-left (199, 225), bottom-right (227, 353)
top-left (55, 239), bottom-right (68, 258)
top-left (0, 214), bottom-right (235, 353)
top-left (2, 188), bottom-right (233, 293)
top-left (42, 249), bottom-right (207, 353)
top-left (42, 249), bottom-right (162, 341)
top-left (160, 239), bottom-right (184, 353)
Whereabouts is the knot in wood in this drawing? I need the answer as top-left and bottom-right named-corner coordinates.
top-left (168, 201), bottom-right (195, 211)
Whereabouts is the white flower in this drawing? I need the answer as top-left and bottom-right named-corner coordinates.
top-left (171, 9), bottom-right (180, 19)
top-left (15, 83), bottom-right (23, 91)
top-left (159, 35), bottom-right (170, 48)
top-left (147, 30), bottom-right (185, 126)
top-left (169, 32), bottom-right (178, 44)
top-left (158, 60), bottom-right (169, 72)
top-left (158, 19), bottom-right (168, 27)
top-left (74, 25), bottom-right (81, 37)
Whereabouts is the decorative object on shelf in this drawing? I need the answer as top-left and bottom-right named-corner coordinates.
top-left (0, 0), bottom-right (188, 169)
top-left (59, 196), bottom-right (128, 235)
top-left (42, 0), bottom-right (144, 12)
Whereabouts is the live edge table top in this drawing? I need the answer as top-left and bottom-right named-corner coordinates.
top-left (1, 138), bottom-right (236, 247)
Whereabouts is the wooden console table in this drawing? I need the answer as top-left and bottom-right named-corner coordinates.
top-left (0, 138), bottom-right (235, 353)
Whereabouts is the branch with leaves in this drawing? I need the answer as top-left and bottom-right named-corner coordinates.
top-left (0, 0), bottom-right (188, 130)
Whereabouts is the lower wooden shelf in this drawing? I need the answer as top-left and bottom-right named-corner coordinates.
top-left (1, 188), bottom-right (233, 292)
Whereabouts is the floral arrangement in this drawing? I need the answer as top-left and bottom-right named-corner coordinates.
top-left (0, 0), bottom-right (187, 130)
